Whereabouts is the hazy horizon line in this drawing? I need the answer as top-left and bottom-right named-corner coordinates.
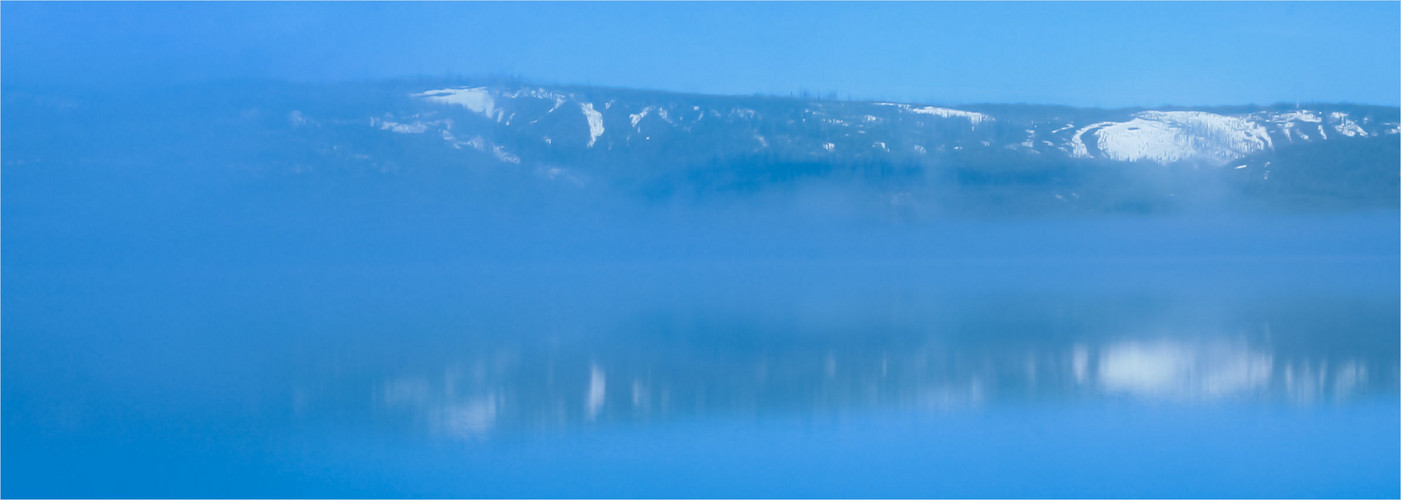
top-left (8, 74), bottom-right (1401, 112)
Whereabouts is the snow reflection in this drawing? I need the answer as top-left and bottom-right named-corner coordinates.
top-left (1096, 340), bottom-right (1274, 399)
top-left (370, 333), bottom-right (1395, 438)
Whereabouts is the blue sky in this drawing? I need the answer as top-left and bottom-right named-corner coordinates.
top-left (3, 2), bottom-right (1398, 107)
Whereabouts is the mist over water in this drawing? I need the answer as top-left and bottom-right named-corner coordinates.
top-left (6, 144), bottom-right (1399, 496)
top-left (3, 45), bottom-right (1400, 497)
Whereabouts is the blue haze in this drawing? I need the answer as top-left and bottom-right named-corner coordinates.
top-left (3, 1), bottom-right (1399, 107)
top-left (3, 3), bottom-right (1400, 499)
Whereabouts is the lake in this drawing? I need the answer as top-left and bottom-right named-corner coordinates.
top-left (3, 214), bottom-right (1398, 497)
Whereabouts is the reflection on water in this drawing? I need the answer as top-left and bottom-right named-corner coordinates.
top-left (5, 254), bottom-right (1399, 497)
top-left (1095, 340), bottom-right (1376, 400)
top-left (363, 320), bottom-right (1397, 440)
top-left (1096, 340), bottom-right (1274, 398)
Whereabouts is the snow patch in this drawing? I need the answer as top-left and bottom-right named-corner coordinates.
top-left (580, 102), bottom-right (604, 147)
top-left (1269, 110), bottom-right (1323, 123)
top-left (441, 130), bottom-right (487, 152)
top-left (1092, 111), bottom-right (1272, 164)
top-left (500, 87), bottom-right (568, 102)
top-left (1069, 122), bottom-right (1112, 158)
top-left (492, 145), bottom-right (520, 164)
top-left (371, 117), bottom-right (440, 134)
top-left (731, 108), bottom-right (758, 120)
top-left (906, 106), bottom-right (993, 125)
top-left (629, 107), bottom-right (651, 128)
top-left (1329, 112), bottom-right (1368, 137)
top-left (415, 88), bottom-right (497, 118)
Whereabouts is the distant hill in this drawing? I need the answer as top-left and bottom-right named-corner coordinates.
top-left (4, 79), bottom-right (1398, 216)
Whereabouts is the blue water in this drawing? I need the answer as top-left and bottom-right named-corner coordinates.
top-left (4, 238), bottom-right (1399, 498)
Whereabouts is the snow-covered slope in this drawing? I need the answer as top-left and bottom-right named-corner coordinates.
top-left (5, 80), bottom-right (1395, 214)
top-left (341, 83), bottom-right (1396, 173)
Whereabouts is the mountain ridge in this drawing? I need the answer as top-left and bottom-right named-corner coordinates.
top-left (310, 79), bottom-right (1398, 171)
top-left (4, 78), bottom-right (1398, 215)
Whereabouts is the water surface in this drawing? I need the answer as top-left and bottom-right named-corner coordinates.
top-left (5, 239), bottom-right (1398, 497)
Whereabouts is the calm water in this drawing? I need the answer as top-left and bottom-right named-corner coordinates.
top-left (4, 248), bottom-right (1398, 497)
